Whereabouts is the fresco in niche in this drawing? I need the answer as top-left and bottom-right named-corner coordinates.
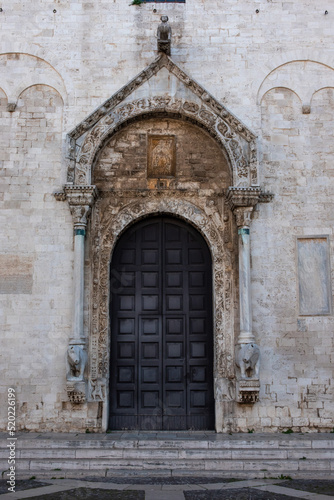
top-left (297, 237), bottom-right (332, 316)
top-left (148, 135), bottom-right (176, 178)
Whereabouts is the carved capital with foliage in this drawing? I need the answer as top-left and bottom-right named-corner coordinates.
top-left (226, 186), bottom-right (262, 228)
top-left (63, 185), bottom-right (98, 229)
top-left (233, 206), bottom-right (253, 228)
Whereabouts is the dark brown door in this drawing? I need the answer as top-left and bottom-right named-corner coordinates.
top-left (109, 216), bottom-right (214, 430)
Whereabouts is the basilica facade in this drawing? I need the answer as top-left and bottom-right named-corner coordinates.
top-left (0, 0), bottom-right (333, 433)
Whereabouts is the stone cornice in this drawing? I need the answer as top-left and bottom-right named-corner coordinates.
top-left (64, 185), bottom-right (98, 204)
top-left (55, 185), bottom-right (98, 228)
top-left (226, 186), bottom-right (262, 211)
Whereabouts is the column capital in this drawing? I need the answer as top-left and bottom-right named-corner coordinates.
top-left (63, 185), bottom-right (98, 229)
top-left (234, 206), bottom-right (253, 229)
top-left (226, 186), bottom-right (262, 229)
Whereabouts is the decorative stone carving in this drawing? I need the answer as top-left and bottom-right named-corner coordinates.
top-left (66, 54), bottom-right (258, 188)
top-left (66, 382), bottom-right (86, 404)
top-left (66, 344), bottom-right (87, 382)
top-left (7, 102), bottom-right (16, 112)
top-left (55, 185), bottom-right (98, 403)
top-left (63, 185), bottom-right (98, 228)
top-left (72, 97), bottom-right (254, 188)
top-left (226, 186), bottom-right (264, 404)
top-left (237, 380), bottom-right (260, 404)
top-left (54, 191), bottom-right (66, 202)
top-left (88, 379), bottom-right (106, 401)
top-left (235, 343), bottom-right (260, 379)
top-left (89, 194), bottom-right (235, 389)
top-left (226, 186), bottom-right (262, 212)
top-left (157, 16), bottom-right (171, 56)
top-left (234, 206), bottom-right (253, 229)
top-left (302, 104), bottom-right (311, 114)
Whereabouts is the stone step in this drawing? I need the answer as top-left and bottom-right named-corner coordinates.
top-left (11, 458), bottom-right (334, 470)
top-left (3, 437), bottom-right (334, 449)
top-left (1, 433), bottom-right (333, 479)
top-left (2, 447), bottom-right (334, 460)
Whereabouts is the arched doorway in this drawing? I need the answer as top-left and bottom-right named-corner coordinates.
top-left (109, 215), bottom-right (214, 430)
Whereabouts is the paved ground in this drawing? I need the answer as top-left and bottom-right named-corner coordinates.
top-left (0, 477), bottom-right (334, 499)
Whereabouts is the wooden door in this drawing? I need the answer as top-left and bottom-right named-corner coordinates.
top-left (109, 216), bottom-right (214, 430)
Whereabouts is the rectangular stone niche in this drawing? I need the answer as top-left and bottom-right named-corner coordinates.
top-left (297, 236), bottom-right (332, 316)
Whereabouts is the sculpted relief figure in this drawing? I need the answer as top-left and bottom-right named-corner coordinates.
top-left (236, 343), bottom-right (260, 379)
top-left (66, 345), bottom-right (87, 381)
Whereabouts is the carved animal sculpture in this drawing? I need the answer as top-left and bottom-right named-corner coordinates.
top-left (236, 343), bottom-right (260, 379)
top-left (66, 345), bottom-right (87, 381)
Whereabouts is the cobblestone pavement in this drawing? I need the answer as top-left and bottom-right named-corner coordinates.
top-left (1, 477), bottom-right (334, 499)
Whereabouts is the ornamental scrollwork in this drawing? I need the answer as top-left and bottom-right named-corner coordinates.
top-left (89, 195), bottom-right (236, 383)
top-left (71, 96), bottom-right (256, 188)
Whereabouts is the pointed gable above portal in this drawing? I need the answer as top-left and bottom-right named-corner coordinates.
top-left (66, 54), bottom-right (258, 188)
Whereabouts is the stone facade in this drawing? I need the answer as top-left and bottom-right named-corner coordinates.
top-left (0, 0), bottom-right (333, 433)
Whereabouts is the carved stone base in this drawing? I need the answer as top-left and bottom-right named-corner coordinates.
top-left (66, 381), bottom-right (86, 404)
top-left (158, 40), bottom-right (171, 56)
top-left (237, 379), bottom-right (260, 404)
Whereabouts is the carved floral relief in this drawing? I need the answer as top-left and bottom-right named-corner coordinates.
top-left (89, 195), bottom-right (236, 390)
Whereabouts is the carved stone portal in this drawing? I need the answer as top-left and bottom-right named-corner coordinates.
top-left (55, 54), bottom-right (274, 425)
top-left (89, 194), bottom-right (236, 397)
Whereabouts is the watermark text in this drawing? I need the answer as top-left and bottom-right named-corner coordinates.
top-left (7, 388), bottom-right (16, 493)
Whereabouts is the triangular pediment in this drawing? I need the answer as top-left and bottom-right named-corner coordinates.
top-left (66, 54), bottom-right (259, 187)
top-left (69, 54), bottom-right (255, 144)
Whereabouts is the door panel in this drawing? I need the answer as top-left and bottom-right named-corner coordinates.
top-left (109, 216), bottom-right (214, 430)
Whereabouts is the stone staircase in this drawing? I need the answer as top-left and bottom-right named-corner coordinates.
top-left (1, 432), bottom-right (334, 479)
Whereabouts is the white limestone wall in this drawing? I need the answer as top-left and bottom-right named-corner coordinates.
top-left (0, 0), bottom-right (333, 431)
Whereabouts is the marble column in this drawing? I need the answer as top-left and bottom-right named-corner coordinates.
top-left (234, 206), bottom-right (255, 344)
top-left (226, 187), bottom-right (262, 403)
top-left (63, 186), bottom-right (97, 399)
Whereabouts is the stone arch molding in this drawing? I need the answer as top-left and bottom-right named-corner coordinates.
top-left (258, 60), bottom-right (334, 114)
top-left (88, 195), bottom-right (235, 402)
top-left (67, 54), bottom-right (258, 188)
top-left (0, 53), bottom-right (67, 106)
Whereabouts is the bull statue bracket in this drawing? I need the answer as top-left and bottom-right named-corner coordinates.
top-left (235, 343), bottom-right (260, 404)
top-left (66, 341), bottom-right (88, 403)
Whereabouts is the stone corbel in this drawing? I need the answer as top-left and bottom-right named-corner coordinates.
top-left (226, 187), bottom-right (269, 404)
top-left (55, 185), bottom-right (98, 403)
